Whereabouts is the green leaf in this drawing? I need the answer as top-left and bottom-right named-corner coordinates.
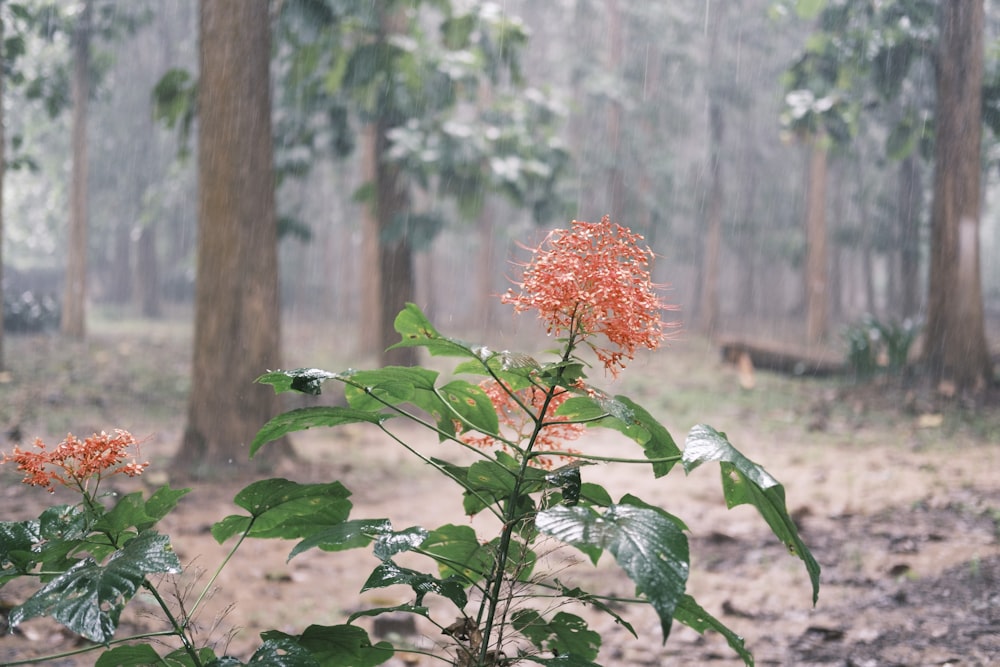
top-left (289, 519), bottom-right (393, 560)
top-left (420, 524), bottom-right (494, 582)
top-left (91, 492), bottom-right (157, 544)
top-left (554, 582), bottom-right (636, 638)
top-left (257, 368), bottom-right (341, 395)
top-left (247, 638), bottom-right (322, 666)
top-left (346, 603), bottom-right (430, 625)
top-left (251, 407), bottom-right (388, 457)
top-left (512, 610), bottom-right (601, 661)
top-left (96, 644), bottom-right (165, 667)
top-left (143, 486), bottom-right (192, 528)
top-left (467, 459), bottom-right (517, 494)
top-left (557, 395), bottom-right (681, 477)
top-left (683, 424), bottom-right (820, 604)
top-left (440, 379), bottom-right (500, 435)
top-left (389, 303), bottom-right (478, 358)
top-left (10, 531), bottom-right (181, 643)
top-left (361, 561), bottom-right (468, 609)
top-left (673, 594), bottom-right (753, 667)
top-left (212, 479), bottom-right (353, 543)
top-left (545, 462), bottom-right (588, 506)
top-left (98, 644), bottom-right (218, 667)
top-left (0, 519), bottom-right (42, 580)
top-left (373, 525), bottom-right (428, 561)
top-left (536, 504), bottom-right (689, 639)
top-left (261, 625), bottom-right (393, 667)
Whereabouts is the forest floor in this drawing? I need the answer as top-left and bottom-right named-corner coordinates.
top-left (1, 312), bottom-right (999, 666)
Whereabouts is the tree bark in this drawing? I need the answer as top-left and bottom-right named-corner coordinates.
top-left (369, 3), bottom-right (416, 367)
top-left (604, 0), bottom-right (626, 219)
top-left (805, 133), bottom-right (829, 343)
top-left (897, 154), bottom-right (922, 320)
top-left (924, 0), bottom-right (991, 392)
top-left (374, 115), bottom-right (416, 367)
top-left (61, 0), bottom-right (92, 340)
top-left (359, 123), bottom-right (381, 358)
top-left (0, 0), bottom-right (6, 370)
top-left (176, 0), bottom-right (290, 476)
top-left (135, 225), bottom-right (161, 318)
top-left (700, 100), bottom-right (724, 335)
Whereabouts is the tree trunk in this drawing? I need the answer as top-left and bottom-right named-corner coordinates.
top-left (176, 0), bottom-right (290, 477)
top-left (0, 0), bottom-right (6, 371)
top-left (61, 0), bottom-right (92, 340)
top-left (135, 225), bottom-right (161, 318)
top-left (359, 123), bottom-right (381, 358)
top-left (604, 0), bottom-right (626, 219)
top-left (805, 134), bottom-right (829, 343)
top-left (700, 100), bottom-right (724, 335)
top-left (374, 116), bottom-right (416, 367)
top-left (369, 3), bottom-right (416, 367)
top-left (923, 0), bottom-right (991, 391)
top-left (898, 154), bottom-right (922, 320)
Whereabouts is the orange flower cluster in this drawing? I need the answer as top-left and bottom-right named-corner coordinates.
top-left (1, 430), bottom-right (149, 493)
top-left (502, 216), bottom-right (676, 376)
top-left (459, 379), bottom-right (584, 469)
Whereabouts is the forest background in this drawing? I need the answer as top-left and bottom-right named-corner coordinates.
top-left (0, 0), bottom-right (998, 475)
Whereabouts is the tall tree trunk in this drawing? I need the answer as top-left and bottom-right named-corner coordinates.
top-left (177, 0), bottom-right (290, 476)
top-left (805, 133), bottom-right (829, 343)
top-left (370, 3), bottom-right (416, 367)
top-left (0, 0), bottom-right (6, 371)
top-left (374, 115), bottom-right (416, 367)
top-left (359, 124), bottom-right (381, 358)
top-left (700, 100), bottom-right (724, 335)
top-left (61, 0), bottom-right (92, 340)
top-left (135, 225), bottom-right (161, 318)
top-left (898, 154), bottom-right (922, 320)
top-left (924, 0), bottom-right (991, 391)
top-left (475, 200), bottom-right (497, 330)
top-left (604, 0), bottom-right (626, 219)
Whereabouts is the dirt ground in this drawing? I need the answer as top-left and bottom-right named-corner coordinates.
top-left (1, 324), bottom-right (999, 666)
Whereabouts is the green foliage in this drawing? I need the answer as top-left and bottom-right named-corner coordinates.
top-left (0, 299), bottom-right (818, 665)
top-left (844, 314), bottom-right (921, 380)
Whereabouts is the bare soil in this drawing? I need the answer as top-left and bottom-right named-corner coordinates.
top-left (1, 321), bottom-right (999, 666)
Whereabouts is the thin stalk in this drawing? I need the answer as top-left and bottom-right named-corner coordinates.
top-left (476, 327), bottom-right (581, 664)
top-left (0, 630), bottom-right (178, 666)
top-left (142, 579), bottom-right (203, 667)
top-left (187, 522), bottom-right (253, 619)
top-left (527, 450), bottom-right (682, 466)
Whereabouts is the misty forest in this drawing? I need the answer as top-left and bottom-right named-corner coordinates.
top-left (1, 0), bottom-right (1000, 666)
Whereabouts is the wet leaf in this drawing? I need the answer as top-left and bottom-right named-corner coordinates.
top-left (673, 594), bottom-right (753, 667)
top-left (257, 368), bottom-right (341, 395)
top-left (261, 625), bottom-right (393, 667)
top-left (10, 531), bottom-right (181, 644)
top-left (683, 424), bottom-right (821, 604)
top-left (361, 560), bottom-right (468, 609)
top-left (536, 504), bottom-right (689, 639)
top-left (289, 518), bottom-right (394, 560)
top-left (390, 303), bottom-right (478, 358)
top-left (212, 479), bottom-right (352, 543)
top-left (419, 524), bottom-right (493, 582)
top-left (251, 406), bottom-right (388, 456)
top-left (557, 395), bottom-right (680, 477)
top-left (512, 610), bottom-right (601, 660)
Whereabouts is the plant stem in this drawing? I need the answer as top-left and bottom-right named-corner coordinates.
top-left (477, 329), bottom-right (580, 664)
top-left (0, 630), bottom-right (177, 666)
top-left (143, 579), bottom-right (203, 667)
